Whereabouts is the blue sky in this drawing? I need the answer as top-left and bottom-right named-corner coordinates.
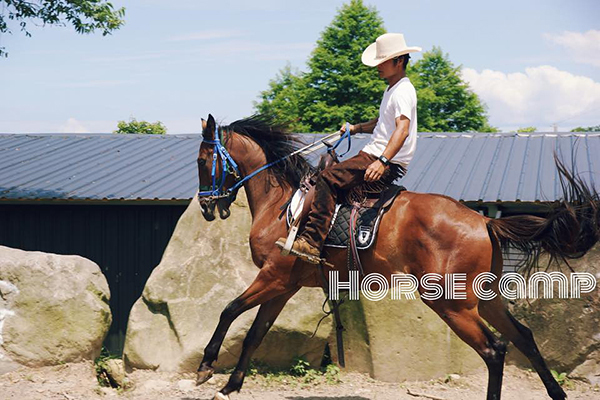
top-left (1, 0), bottom-right (599, 133)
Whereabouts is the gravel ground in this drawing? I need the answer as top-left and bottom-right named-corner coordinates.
top-left (1, 362), bottom-right (599, 400)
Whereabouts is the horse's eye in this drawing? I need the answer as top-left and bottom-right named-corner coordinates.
top-left (198, 159), bottom-right (206, 167)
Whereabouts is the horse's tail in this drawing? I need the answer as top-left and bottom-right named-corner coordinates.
top-left (486, 157), bottom-right (600, 275)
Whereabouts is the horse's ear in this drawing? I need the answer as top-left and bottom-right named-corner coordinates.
top-left (203, 114), bottom-right (216, 140)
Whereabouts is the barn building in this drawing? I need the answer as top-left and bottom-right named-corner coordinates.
top-left (1, 131), bottom-right (598, 352)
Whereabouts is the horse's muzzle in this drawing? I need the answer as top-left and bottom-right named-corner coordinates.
top-left (216, 198), bottom-right (232, 219)
top-left (200, 200), bottom-right (217, 221)
top-left (199, 197), bottom-right (231, 221)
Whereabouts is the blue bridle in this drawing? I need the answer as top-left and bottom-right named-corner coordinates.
top-left (197, 127), bottom-right (242, 201)
top-left (197, 124), bottom-right (352, 202)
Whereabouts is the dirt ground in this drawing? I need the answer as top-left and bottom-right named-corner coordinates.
top-left (1, 362), bottom-right (599, 400)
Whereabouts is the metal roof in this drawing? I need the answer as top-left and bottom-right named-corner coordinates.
top-left (0, 132), bottom-right (598, 203)
top-left (400, 132), bottom-right (600, 203)
top-left (0, 133), bottom-right (201, 202)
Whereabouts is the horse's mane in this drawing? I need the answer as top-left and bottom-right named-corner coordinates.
top-left (222, 115), bottom-right (314, 189)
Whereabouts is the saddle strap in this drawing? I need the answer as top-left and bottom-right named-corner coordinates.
top-left (348, 205), bottom-right (365, 276)
top-left (317, 263), bottom-right (346, 368)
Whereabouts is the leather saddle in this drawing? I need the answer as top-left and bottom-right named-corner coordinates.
top-left (283, 151), bottom-right (405, 250)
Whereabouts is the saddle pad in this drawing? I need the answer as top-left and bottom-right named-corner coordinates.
top-left (285, 185), bottom-right (405, 250)
top-left (323, 204), bottom-right (383, 250)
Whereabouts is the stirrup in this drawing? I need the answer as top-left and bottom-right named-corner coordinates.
top-left (291, 250), bottom-right (333, 268)
top-left (286, 245), bottom-right (321, 265)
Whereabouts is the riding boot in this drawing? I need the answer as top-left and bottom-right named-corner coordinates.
top-left (275, 237), bottom-right (321, 264)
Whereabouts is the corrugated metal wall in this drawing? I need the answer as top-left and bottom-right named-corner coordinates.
top-left (0, 202), bottom-right (187, 353)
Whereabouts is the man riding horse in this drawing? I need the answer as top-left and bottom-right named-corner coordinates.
top-left (195, 29), bottom-right (599, 400)
top-left (276, 32), bottom-right (421, 263)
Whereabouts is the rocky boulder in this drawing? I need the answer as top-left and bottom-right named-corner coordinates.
top-left (507, 244), bottom-right (600, 384)
top-left (122, 191), bottom-right (483, 381)
top-left (124, 189), bottom-right (600, 383)
top-left (0, 246), bottom-right (111, 373)
top-left (123, 191), bottom-right (332, 372)
top-left (329, 295), bottom-right (483, 382)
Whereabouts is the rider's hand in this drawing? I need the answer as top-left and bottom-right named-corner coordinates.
top-left (365, 160), bottom-right (386, 182)
top-left (340, 123), bottom-right (357, 135)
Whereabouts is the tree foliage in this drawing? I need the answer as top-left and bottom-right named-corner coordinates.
top-left (300, 0), bottom-right (386, 132)
top-left (256, 1), bottom-right (495, 133)
top-left (114, 118), bottom-right (166, 135)
top-left (255, 64), bottom-right (307, 130)
top-left (255, 0), bottom-right (385, 132)
top-left (0, 0), bottom-right (125, 57)
top-left (571, 125), bottom-right (600, 132)
top-left (407, 47), bottom-right (496, 132)
top-left (516, 126), bottom-right (537, 133)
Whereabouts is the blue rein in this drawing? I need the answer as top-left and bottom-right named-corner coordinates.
top-left (197, 123), bottom-right (352, 201)
top-left (329, 122), bottom-right (352, 157)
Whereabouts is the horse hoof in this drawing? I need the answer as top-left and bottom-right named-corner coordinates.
top-left (196, 369), bottom-right (214, 385)
top-left (213, 392), bottom-right (229, 400)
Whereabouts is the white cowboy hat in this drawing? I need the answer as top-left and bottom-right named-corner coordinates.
top-left (361, 33), bottom-right (421, 67)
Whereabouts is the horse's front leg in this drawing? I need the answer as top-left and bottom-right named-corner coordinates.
top-left (196, 264), bottom-right (293, 384)
top-left (215, 288), bottom-right (299, 399)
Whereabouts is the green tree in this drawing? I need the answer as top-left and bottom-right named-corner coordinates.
top-left (408, 47), bottom-right (496, 132)
top-left (255, 64), bottom-right (309, 131)
top-left (1, 0), bottom-right (125, 57)
top-left (255, 1), bottom-right (494, 133)
top-left (300, 0), bottom-right (386, 132)
top-left (571, 125), bottom-right (600, 132)
top-left (516, 126), bottom-right (537, 133)
top-left (255, 0), bottom-right (385, 132)
top-left (114, 118), bottom-right (166, 135)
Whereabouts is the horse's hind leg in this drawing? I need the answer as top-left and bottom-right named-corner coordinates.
top-left (216, 288), bottom-right (299, 398)
top-left (197, 266), bottom-right (292, 385)
top-left (479, 297), bottom-right (566, 400)
top-left (480, 233), bottom-right (566, 399)
top-left (431, 305), bottom-right (507, 400)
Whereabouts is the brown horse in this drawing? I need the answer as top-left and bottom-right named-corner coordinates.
top-left (195, 114), bottom-right (599, 400)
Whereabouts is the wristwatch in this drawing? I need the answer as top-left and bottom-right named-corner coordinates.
top-left (378, 155), bottom-right (390, 166)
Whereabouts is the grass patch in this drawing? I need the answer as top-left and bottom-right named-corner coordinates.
top-left (94, 347), bottom-right (121, 388)
top-left (551, 370), bottom-right (574, 390)
top-left (225, 356), bottom-right (342, 387)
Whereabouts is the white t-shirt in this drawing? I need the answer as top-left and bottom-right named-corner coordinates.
top-left (362, 77), bottom-right (417, 167)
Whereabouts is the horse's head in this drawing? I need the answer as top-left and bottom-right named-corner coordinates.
top-left (197, 114), bottom-right (315, 221)
top-left (197, 114), bottom-right (239, 221)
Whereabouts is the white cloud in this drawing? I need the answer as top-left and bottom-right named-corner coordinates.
top-left (462, 66), bottom-right (600, 130)
top-left (544, 30), bottom-right (600, 67)
top-left (59, 118), bottom-right (90, 134)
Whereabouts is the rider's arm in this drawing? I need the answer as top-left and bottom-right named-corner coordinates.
top-left (364, 115), bottom-right (409, 182)
top-left (340, 119), bottom-right (378, 135)
top-left (350, 118), bottom-right (378, 134)
top-left (381, 115), bottom-right (410, 161)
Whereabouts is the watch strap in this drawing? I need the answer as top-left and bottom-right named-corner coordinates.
top-left (378, 155), bottom-right (390, 166)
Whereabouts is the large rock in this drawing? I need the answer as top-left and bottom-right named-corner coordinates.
top-left (122, 191), bottom-right (482, 381)
top-left (125, 190), bottom-right (600, 382)
top-left (507, 244), bottom-right (600, 383)
top-left (0, 246), bottom-right (111, 373)
top-left (329, 295), bottom-right (482, 382)
top-left (123, 191), bottom-right (332, 372)
top-left (329, 247), bottom-right (600, 383)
